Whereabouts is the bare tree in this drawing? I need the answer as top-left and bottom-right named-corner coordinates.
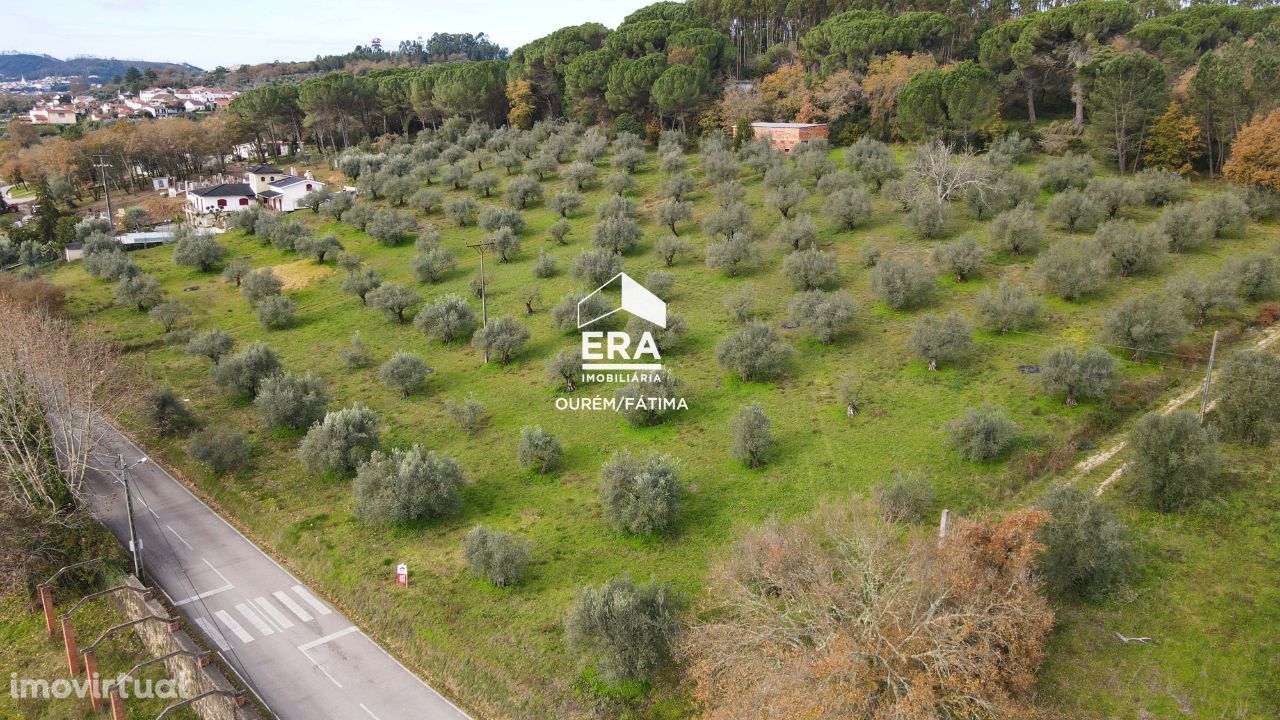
top-left (910, 139), bottom-right (993, 203)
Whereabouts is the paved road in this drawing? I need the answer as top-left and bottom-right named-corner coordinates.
top-left (1, 184), bottom-right (34, 207)
top-left (82, 426), bottom-right (472, 720)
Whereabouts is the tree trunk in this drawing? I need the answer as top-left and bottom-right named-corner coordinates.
top-left (1072, 80), bottom-right (1084, 127)
top-left (1026, 86), bottom-right (1036, 124)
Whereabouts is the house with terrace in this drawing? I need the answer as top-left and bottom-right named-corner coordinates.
top-left (185, 165), bottom-right (325, 219)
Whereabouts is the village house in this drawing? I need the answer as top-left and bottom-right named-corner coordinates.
top-left (26, 105), bottom-right (78, 125)
top-left (737, 122), bottom-right (830, 154)
top-left (185, 165), bottom-right (326, 219)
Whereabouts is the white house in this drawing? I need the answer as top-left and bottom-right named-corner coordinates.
top-left (186, 183), bottom-right (256, 217)
top-left (186, 165), bottom-right (324, 217)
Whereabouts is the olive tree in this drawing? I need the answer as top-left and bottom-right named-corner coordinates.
top-left (932, 236), bottom-right (985, 282)
top-left (572, 250), bottom-right (622, 287)
top-left (354, 446), bottom-right (465, 524)
top-left (256, 295), bottom-right (296, 329)
top-left (771, 214), bottom-right (818, 250)
top-left (1046, 189), bottom-right (1103, 232)
top-left (1035, 240), bottom-right (1110, 301)
top-left (546, 346), bottom-right (583, 392)
top-left (716, 322), bottom-right (794, 381)
top-left (706, 232), bottom-right (759, 277)
top-left (367, 283), bottom-right (420, 323)
top-left (551, 192), bottom-right (583, 218)
top-left (975, 281), bottom-right (1041, 334)
top-left (380, 352), bottom-right (431, 397)
top-left (1035, 486), bottom-right (1133, 599)
top-left (298, 404), bottom-right (382, 475)
top-left (1040, 346), bottom-right (1117, 405)
top-left (657, 198), bottom-right (693, 235)
top-left (1130, 411), bottom-right (1221, 511)
top-left (146, 387), bottom-right (195, 437)
top-left (114, 273), bottom-right (163, 311)
top-left (472, 317), bottom-right (530, 364)
top-left (412, 246), bottom-right (458, 283)
top-left (241, 267), bottom-right (283, 305)
top-left (187, 427), bottom-right (250, 475)
top-left (186, 328), bottom-right (234, 364)
top-left (342, 332), bottom-right (375, 369)
top-left (782, 248), bottom-right (839, 290)
top-left (505, 175), bottom-right (543, 209)
top-left (988, 203), bottom-right (1043, 256)
top-left (1102, 293), bottom-right (1189, 360)
top-left (1167, 273), bottom-right (1239, 326)
top-left (549, 218), bottom-right (572, 245)
top-left (824, 186), bottom-right (873, 230)
top-left (148, 300), bottom-right (190, 333)
top-left (908, 313), bottom-right (973, 371)
top-left (565, 576), bottom-right (682, 684)
top-left (462, 526), bottom-right (531, 587)
top-left (1215, 350), bottom-right (1280, 446)
top-left (211, 342), bottom-right (281, 397)
top-left (729, 404), bottom-right (773, 468)
top-left (1156, 202), bottom-right (1212, 253)
top-left (945, 404), bottom-right (1019, 461)
top-left (255, 372), bottom-right (329, 430)
top-left (1096, 219), bottom-right (1167, 277)
top-left (870, 257), bottom-right (934, 310)
top-left (1135, 168), bottom-right (1188, 206)
top-left (614, 370), bottom-right (684, 427)
top-left (342, 267), bottom-right (381, 305)
top-left (788, 290), bottom-right (857, 344)
top-left (517, 425), bottom-right (563, 473)
top-left (592, 217), bottom-right (641, 255)
top-left (656, 235), bottom-right (692, 267)
top-left (1085, 177), bottom-right (1140, 218)
top-left (171, 228), bottom-right (227, 272)
top-left (1225, 253), bottom-right (1279, 301)
top-left (599, 450), bottom-right (681, 534)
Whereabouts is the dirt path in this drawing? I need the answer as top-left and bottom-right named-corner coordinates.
top-left (1062, 325), bottom-right (1280, 497)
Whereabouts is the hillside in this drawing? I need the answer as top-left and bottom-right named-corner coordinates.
top-left (0, 52), bottom-right (200, 79)
top-left (47, 128), bottom-right (1280, 718)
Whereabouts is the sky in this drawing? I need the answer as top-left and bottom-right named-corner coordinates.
top-left (5, 0), bottom-right (655, 70)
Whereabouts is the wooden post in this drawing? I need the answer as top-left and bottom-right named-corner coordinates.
top-left (109, 687), bottom-right (126, 720)
top-left (937, 509), bottom-right (950, 547)
top-left (61, 617), bottom-right (80, 676)
top-left (1199, 330), bottom-right (1219, 425)
top-left (38, 585), bottom-right (56, 637)
top-left (84, 650), bottom-right (102, 712)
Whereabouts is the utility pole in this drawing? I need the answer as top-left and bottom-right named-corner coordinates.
top-left (466, 240), bottom-right (495, 362)
top-left (92, 155), bottom-right (113, 225)
top-left (1199, 330), bottom-right (1220, 424)
top-left (116, 455), bottom-right (149, 583)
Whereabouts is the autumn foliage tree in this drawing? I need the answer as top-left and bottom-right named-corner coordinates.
top-left (1223, 109), bottom-right (1280, 192)
top-left (682, 501), bottom-right (1053, 720)
top-left (1143, 102), bottom-right (1202, 175)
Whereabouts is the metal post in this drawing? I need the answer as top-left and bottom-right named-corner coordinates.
top-left (118, 455), bottom-right (145, 583)
top-left (1200, 330), bottom-right (1219, 424)
top-left (93, 155), bottom-right (113, 225)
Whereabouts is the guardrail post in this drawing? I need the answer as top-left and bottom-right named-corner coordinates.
top-left (84, 649), bottom-right (102, 711)
top-left (62, 616), bottom-right (81, 676)
top-left (109, 686), bottom-right (126, 720)
top-left (39, 584), bottom-right (56, 637)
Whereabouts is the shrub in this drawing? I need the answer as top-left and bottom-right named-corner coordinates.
top-left (1225, 253), bottom-right (1280, 301)
top-left (409, 188), bottom-right (442, 214)
top-left (614, 370), bottom-right (684, 426)
top-left (298, 404), bottom-right (382, 475)
top-left (945, 404), bottom-right (1019, 461)
top-left (412, 246), bottom-right (458, 283)
top-left (1156, 202), bottom-right (1213, 253)
top-left (870, 257), bottom-right (934, 310)
top-left (845, 137), bottom-right (900, 190)
top-left (1199, 192), bottom-right (1251, 238)
top-left (415, 294), bottom-right (477, 343)
top-left (789, 290), bottom-right (857, 344)
top-left (975, 281), bottom-right (1041, 334)
top-left (1041, 346), bottom-right (1116, 405)
top-left (771, 214), bottom-right (818, 251)
top-left (988, 203), bottom-right (1043, 256)
top-left (86, 250), bottom-right (139, 281)
top-left (874, 472), bottom-right (934, 523)
top-left (148, 300), bottom-right (190, 333)
top-left (1102, 293), bottom-right (1189, 360)
top-left (303, 235), bottom-right (343, 264)
top-left (547, 346), bottom-right (584, 392)
top-left (472, 317), bottom-right (530, 364)
top-left (605, 172), bottom-right (636, 196)
top-left (643, 271), bottom-right (674, 300)
top-left (1035, 239), bottom-right (1110, 301)
top-left (1130, 411), bottom-right (1221, 511)
top-left (342, 332), bottom-right (375, 369)
top-left (256, 295), bottom-right (296, 329)
top-left (380, 352), bottom-right (430, 397)
top-left (1215, 350), bottom-right (1280, 445)
top-left (907, 195), bottom-right (948, 238)
top-left (572, 250), bottom-right (622, 287)
top-left (781, 248), bottom-right (839, 290)
top-left (517, 425), bottom-right (563, 473)
top-left (725, 287), bottom-right (757, 323)
top-left (342, 267), bottom-right (381, 304)
top-left (706, 232), bottom-right (759, 277)
top-left (1046, 189), bottom-right (1102, 232)
top-left (548, 218), bottom-right (572, 245)
top-left (445, 396), bottom-right (486, 432)
top-left (211, 342), bottom-right (281, 397)
top-left (625, 313), bottom-right (686, 352)
top-left (1085, 177), bottom-right (1140, 218)
top-left (716, 322), bottom-right (794, 380)
top-left (241, 267), bottom-right (282, 305)
top-left (1038, 152), bottom-right (1092, 192)
top-left (367, 282), bottom-right (420, 323)
top-left (462, 526), bottom-right (531, 587)
top-left (729, 404), bottom-right (773, 468)
top-left (186, 328), bottom-right (234, 364)
top-left (1035, 486), bottom-right (1133, 599)
top-left (504, 175), bottom-right (543, 209)
top-left (932, 236), bottom-right (985, 282)
top-left (565, 576), bottom-right (682, 684)
top-left (824, 186), bottom-right (873, 231)
top-left (354, 446), bottom-right (465, 524)
top-left (444, 197), bottom-right (478, 226)
top-left (255, 372), bottom-right (329, 430)
top-left (550, 192), bottom-right (583, 218)
top-left (592, 217), bottom-right (640, 255)
top-left (1167, 272), bottom-right (1239, 326)
top-left (171, 228), bottom-right (227, 272)
top-left (599, 450), bottom-right (681, 534)
top-left (909, 313), bottom-right (973, 371)
top-left (1134, 168), bottom-right (1189, 206)
top-left (1096, 219), bottom-right (1167, 277)
top-left (187, 426), bottom-right (250, 475)
top-left (114, 273), bottom-right (163, 311)
top-left (147, 387), bottom-right (195, 437)
top-left (701, 202), bottom-right (752, 239)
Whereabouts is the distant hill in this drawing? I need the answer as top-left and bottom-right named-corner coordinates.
top-left (0, 52), bottom-right (202, 80)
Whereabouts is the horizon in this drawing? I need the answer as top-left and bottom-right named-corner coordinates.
top-left (5, 0), bottom-right (655, 71)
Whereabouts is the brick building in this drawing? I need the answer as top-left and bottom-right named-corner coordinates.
top-left (738, 122), bottom-right (830, 153)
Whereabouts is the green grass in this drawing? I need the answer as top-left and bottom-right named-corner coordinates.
top-left (49, 146), bottom-right (1280, 719)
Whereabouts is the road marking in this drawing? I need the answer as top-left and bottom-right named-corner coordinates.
top-left (360, 703), bottom-right (383, 720)
top-left (166, 524), bottom-right (193, 550)
top-left (254, 597), bottom-right (293, 630)
top-left (194, 617), bottom-right (230, 651)
top-left (236, 603), bottom-right (274, 637)
top-left (273, 591), bottom-right (313, 622)
top-left (297, 626), bottom-right (359, 652)
top-left (214, 610), bottom-right (254, 644)
top-left (202, 558), bottom-right (232, 586)
top-left (313, 661), bottom-right (343, 688)
top-left (173, 584), bottom-right (233, 607)
top-left (291, 585), bottom-right (332, 616)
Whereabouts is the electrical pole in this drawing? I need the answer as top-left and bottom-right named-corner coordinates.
top-left (93, 155), bottom-right (113, 226)
top-left (1199, 330), bottom-right (1220, 424)
top-left (466, 240), bottom-right (495, 362)
top-left (117, 455), bottom-right (149, 583)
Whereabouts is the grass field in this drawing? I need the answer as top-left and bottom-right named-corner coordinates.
top-left (49, 142), bottom-right (1280, 719)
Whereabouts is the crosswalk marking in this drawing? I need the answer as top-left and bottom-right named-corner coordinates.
top-left (274, 590), bottom-right (313, 622)
top-left (236, 603), bottom-right (275, 636)
top-left (254, 597), bottom-right (294, 630)
top-left (292, 585), bottom-right (332, 616)
top-left (214, 609), bottom-right (254, 644)
top-left (194, 617), bottom-right (230, 651)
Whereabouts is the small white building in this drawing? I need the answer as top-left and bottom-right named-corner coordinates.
top-left (186, 183), bottom-right (256, 216)
top-left (186, 165), bottom-right (324, 217)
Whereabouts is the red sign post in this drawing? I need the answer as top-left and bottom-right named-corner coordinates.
top-left (395, 563), bottom-right (409, 587)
